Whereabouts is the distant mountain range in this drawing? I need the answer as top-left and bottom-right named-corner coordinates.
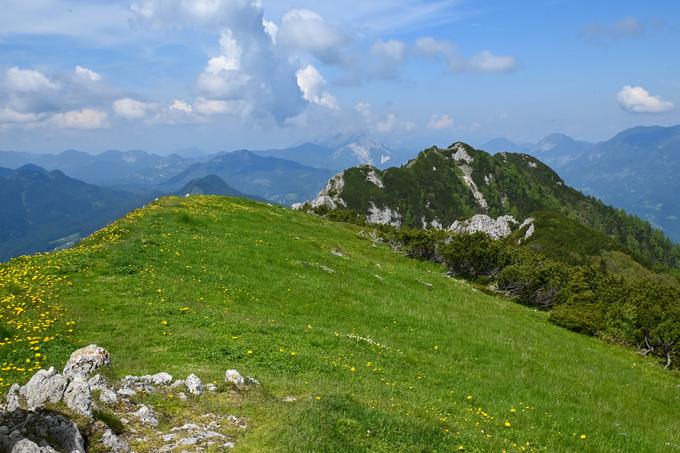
top-left (0, 149), bottom-right (197, 189)
top-left (482, 125), bottom-right (680, 242)
top-left (160, 150), bottom-right (334, 205)
top-left (0, 165), bottom-right (149, 261)
top-left (253, 132), bottom-right (398, 171)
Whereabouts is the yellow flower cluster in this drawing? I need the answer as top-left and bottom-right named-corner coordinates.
top-left (0, 257), bottom-right (71, 389)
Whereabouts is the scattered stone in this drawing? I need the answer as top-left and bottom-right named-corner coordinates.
top-left (186, 374), bottom-right (204, 395)
top-left (19, 367), bottom-right (68, 410)
top-left (148, 372), bottom-right (173, 386)
top-left (170, 379), bottom-right (185, 389)
top-left (205, 383), bottom-right (218, 393)
top-left (282, 396), bottom-right (297, 403)
top-left (331, 248), bottom-right (344, 257)
top-left (180, 437), bottom-right (199, 446)
top-left (133, 405), bottom-right (159, 427)
top-left (227, 415), bottom-right (248, 430)
top-left (102, 428), bottom-right (130, 453)
top-left (8, 438), bottom-right (43, 453)
top-left (63, 345), bottom-right (111, 381)
top-left (63, 378), bottom-right (93, 417)
top-left (225, 369), bottom-right (244, 387)
top-left (224, 441), bottom-right (236, 449)
top-left (245, 376), bottom-right (260, 386)
top-left (117, 388), bottom-right (136, 397)
top-left (178, 392), bottom-right (188, 402)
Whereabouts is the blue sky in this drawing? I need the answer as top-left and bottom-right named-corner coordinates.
top-left (0, 0), bottom-right (679, 154)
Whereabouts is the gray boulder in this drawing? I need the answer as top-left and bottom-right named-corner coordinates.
top-left (19, 368), bottom-right (67, 410)
top-left (186, 374), bottom-right (203, 395)
top-left (0, 408), bottom-right (85, 453)
top-left (101, 429), bottom-right (130, 452)
top-left (63, 345), bottom-right (111, 381)
top-left (4, 383), bottom-right (21, 412)
top-left (62, 378), bottom-right (93, 417)
top-left (148, 372), bottom-right (173, 386)
top-left (133, 405), bottom-right (158, 427)
top-left (224, 370), bottom-right (244, 387)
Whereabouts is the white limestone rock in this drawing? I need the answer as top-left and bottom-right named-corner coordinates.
top-left (449, 214), bottom-right (518, 240)
top-left (63, 378), bottom-right (93, 417)
top-left (4, 383), bottom-right (21, 412)
top-left (63, 345), bottom-right (111, 381)
top-left (186, 374), bottom-right (204, 395)
top-left (99, 388), bottom-right (118, 405)
top-left (297, 172), bottom-right (347, 211)
top-left (366, 201), bottom-right (402, 228)
top-left (19, 368), bottom-right (68, 410)
top-left (225, 370), bottom-right (244, 387)
top-left (101, 429), bottom-right (130, 453)
top-left (133, 405), bottom-right (158, 427)
top-left (365, 169), bottom-right (384, 188)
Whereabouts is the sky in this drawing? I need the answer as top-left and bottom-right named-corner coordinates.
top-left (0, 0), bottom-right (679, 154)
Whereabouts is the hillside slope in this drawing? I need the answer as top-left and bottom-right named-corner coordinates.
top-left (1, 196), bottom-right (678, 452)
top-left (0, 165), bottom-right (146, 261)
top-left (301, 142), bottom-right (679, 268)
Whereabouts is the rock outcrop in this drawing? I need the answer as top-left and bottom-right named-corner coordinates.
top-left (449, 214), bottom-right (534, 240)
top-left (1, 345), bottom-right (259, 452)
top-left (62, 344), bottom-right (111, 381)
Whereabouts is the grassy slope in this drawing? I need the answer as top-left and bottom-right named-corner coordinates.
top-left (2, 196), bottom-right (679, 452)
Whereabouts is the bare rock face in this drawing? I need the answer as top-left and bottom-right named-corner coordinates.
top-left (0, 408), bottom-right (85, 453)
top-left (63, 344), bottom-right (111, 381)
top-left (294, 173), bottom-right (347, 211)
top-left (366, 201), bottom-right (402, 228)
top-left (62, 378), bottom-right (93, 417)
top-left (449, 214), bottom-right (519, 240)
top-left (19, 367), bottom-right (68, 410)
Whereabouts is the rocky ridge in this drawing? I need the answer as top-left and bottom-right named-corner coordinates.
top-left (1, 345), bottom-right (259, 452)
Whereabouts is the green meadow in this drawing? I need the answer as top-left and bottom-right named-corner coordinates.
top-left (2, 196), bottom-right (678, 452)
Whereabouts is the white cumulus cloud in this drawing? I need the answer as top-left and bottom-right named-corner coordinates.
top-left (75, 65), bottom-right (102, 82)
top-left (467, 50), bottom-right (517, 73)
top-left (51, 108), bottom-right (108, 129)
top-left (0, 108), bottom-right (40, 124)
top-left (296, 65), bottom-right (337, 109)
top-left (415, 37), bottom-right (517, 74)
top-left (113, 98), bottom-right (154, 120)
top-left (427, 114), bottom-right (454, 129)
top-left (194, 98), bottom-right (250, 116)
top-left (278, 9), bottom-right (345, 64)
top-left (617, 85), bottom-right (674, 114)
top-left (5, 67), bottom-right (57, 92)
top-left (170, 99), bottom-right (193, 114)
